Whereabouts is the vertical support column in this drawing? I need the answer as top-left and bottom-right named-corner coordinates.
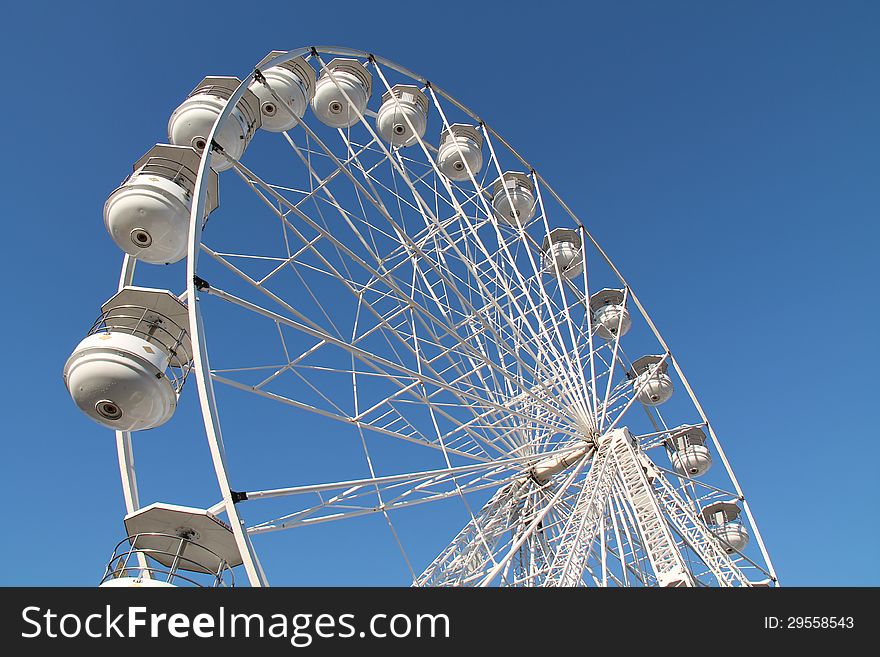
top-left (114, 256), bottom-right (141, 514)
top-left (113, 254), bottom-right (151, 577)
top-left (544, 436), bottom-right (617, 586)
top-left (612, 430), bottom-right (692, 587)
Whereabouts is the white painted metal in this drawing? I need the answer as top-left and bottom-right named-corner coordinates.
top-left (100, 505), bottom-right (239, 588)
top-left (311, 58), bottom-right (372, 128)
top-left (185, 72), bottom-right (274, 586)
top-left (104, 144), bottom-right (219, 264)
top-left (650, 469), bottom-right (750, 585)
top-left (78, 46), bottom-right (777, 589)
top-left (714, 523), bottom-right (750, 553)
top-left (115, 429), bottom-right (140, 514)
top-left (168, 76), bottom-right (261, 172)
top-left (530, 441), bottom-right (591, 483)
top-left (417, 481), bottom-right (527, 586)
top-left (436, 123), bottom-right (483, 180)
top-left (701, 500), bottom-right (750, 553)
top-left (701, 499), bottom-right (743, 523)
top-left (63, 285), bottom-right (191, 430)
top-left (565, 223), bottom-right (779, 583)
top-left (112, 255), bottom-right (151, 577)
top-left (541, 228), bottom-right (584, 279)
top-left (63, 331), bottom-right (178, 431)
top-left (589, 288), bottom-right (632, 340)
top-left (123, 503), bottom-right (243, 571)
top-left (376, 84), bottom-right (429, 147)
top-left (611, 431), bottom-right (693, 587)
top-left (668, 426), bottom-right (712, 476)
top-left (250, 52), bottom-right (315, 132)
top-left (100, 578), bottom-right (176, 588)
top-left (99, 286), bottom-right (192, 367)
top-left (491, 171), bottom-right (535, 226)
top-left (630, 354), bottom-right (674, 405)
top-left (543, 434), bottom-right (617, 586)
top-left (671, 445), bottom-right (712, 477)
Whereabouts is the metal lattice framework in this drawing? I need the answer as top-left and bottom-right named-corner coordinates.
top-left (106, 46), bottom-right (778, 587)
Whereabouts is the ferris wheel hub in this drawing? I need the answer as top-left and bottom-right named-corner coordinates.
top-left (530, 440), bottom-right (592, 483)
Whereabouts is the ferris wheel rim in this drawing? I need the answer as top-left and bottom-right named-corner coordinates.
top-left (169, 45), bottom-right (779, 587)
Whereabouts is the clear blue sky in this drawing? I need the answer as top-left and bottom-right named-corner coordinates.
top-left (0, 0), bottom-right (877, 586)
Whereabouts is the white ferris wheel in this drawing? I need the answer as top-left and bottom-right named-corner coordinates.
top-left (63, 46), bottom-right (778, 588)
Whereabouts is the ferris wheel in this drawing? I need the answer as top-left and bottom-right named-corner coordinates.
top-left (62, 46), bottom-right (778, 588)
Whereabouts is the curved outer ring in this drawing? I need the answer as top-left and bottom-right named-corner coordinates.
top-left (178, 46), bottom-right (778, 587)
